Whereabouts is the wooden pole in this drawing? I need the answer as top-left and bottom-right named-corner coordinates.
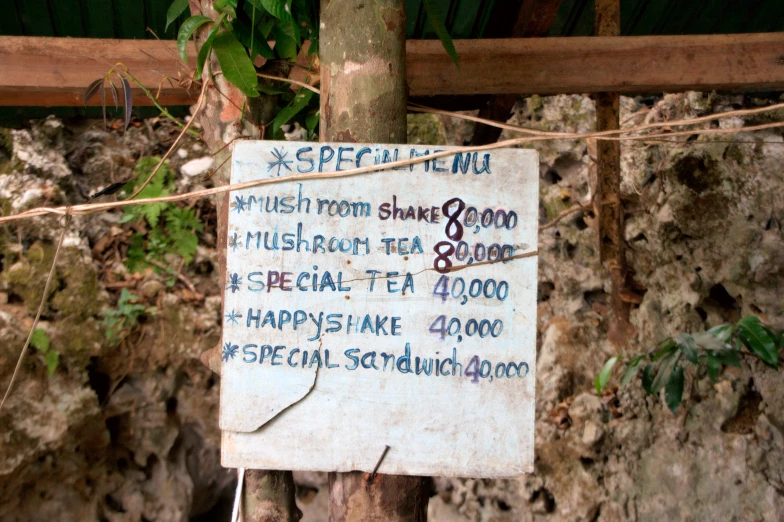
top-left (320, 0), bottom-right (431, 519)
top-left (189, 1), bottom-right (302, 520)
top-left (594, 0), bottom-right (632, 346)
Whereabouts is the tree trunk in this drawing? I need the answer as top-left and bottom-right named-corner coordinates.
top-left (319, 0), bottom-right (407, 144)
top-left (320, 0), bottom-right (431, 519)
top-left (191, 1), bottom-right (301, 520)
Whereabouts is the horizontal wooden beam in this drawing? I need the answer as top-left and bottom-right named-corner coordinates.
top-left (2, 33), bottom-right (784, 107)
top-left (407, 33), bottom-right (784, 96)
top-left (0, 36), bottom-right (197, 107)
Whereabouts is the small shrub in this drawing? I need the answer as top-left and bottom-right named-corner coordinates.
top-left (597, 316), bottom-right (783, 412)
top-left (101, 289), bottom-right (156, 346)
top-left (30, 328), bottom-right (59, 377)
top-left (120, 157), bottom-right (203, 277)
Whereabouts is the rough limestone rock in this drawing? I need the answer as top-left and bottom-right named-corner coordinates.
top-left (419, 93), bottom-right (784, 521)
top-left (1, 92), bottom-right (782, 521)
top-left (0, 118), bottom-right (230, 522)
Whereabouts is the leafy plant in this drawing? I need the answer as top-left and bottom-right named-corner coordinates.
top-left (83, 67), bottom-right (133, 132)
top-left (30, 328), bottom-right (59, 377)
top-left (422, 0), bottom-right (459, 67)
top-left (83, 64), bottom-right (200, 140)
top-left (120, 157), bottom-right (204, 274)
top-left (167, 0), bottom-right (458, 137)
top-left (101, 289), bottom-right (157, 345)
top-left (597, 316), bottom-right (783, 413)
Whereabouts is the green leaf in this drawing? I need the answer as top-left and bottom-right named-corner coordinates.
top-left (706, 351), bottom-right (721, 381)
top-left (713, 348), bottom-right (741, 368)
top-left (651, 351), bottom-right (679, 393)
top-left (305, 111), bottom-right (319, 132)
top-left (273, 24), bottom-right (298, 60)
top-left (256, 83), bottom-right (289, 95)
top-left (641, 363), bottom-right (655, 394)
top-left (172, 233), bottom-right (199, 262)
top-left (123, 158), bottom-right (172, 227)
top-left (737, 316), bottom-right (778, 367)
top-left (196, 20), bottom-right (222, 80)
top-left (693, 331), bottom-right (726, 351)
top-left (292, 0), bottom-right (313, 33)
top-left (252, 0), bottom-right (290, 21)
top-left (178, 15), bottom-right (213, 62)
top-left (257, 16), bottom-right (277, 38)
top-left (708, 323), bottom-right (733, 343)
top-left (214, 0), bottom-right (239, 10)
top-left (44, 350), bottom-right (59, 378)
top-left (621, 355), bottom-right (644, 387)
top-left (271, 88), bottom-right (314, 135)
top-left (125, 234), bottom-right (149, 273)
top-left (675, 333), bottom-right (699, 364)
top-left (665, 365), bottom-right (684, 413)
top-left (31, 328), bottom-right (51, 353)
top-left (595, 356), bottom-right (618, 394)
top-left (231, 16), bottom-right (275, 59)
top-left (422, 0), bottom-right (459, 68)
top-left (212, 30), bottom-right (260, 97)
top-left (652, 339), bottom-right (677, 361)
top-left (166, 0), bottom-right (190, 31)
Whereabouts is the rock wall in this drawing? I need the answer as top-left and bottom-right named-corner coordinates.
top-left (1, 93), bottom-right (783, 521)
top-left (426, 93), bottom-right (784, 521)
top-left (0, 118), bottom-right (232, 522)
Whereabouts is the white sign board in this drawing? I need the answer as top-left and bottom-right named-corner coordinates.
top-left (220, 141), bottom-right (539, 477)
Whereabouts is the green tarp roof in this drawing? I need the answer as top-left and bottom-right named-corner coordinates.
top-left (2, 0), bottom-right (783, 40)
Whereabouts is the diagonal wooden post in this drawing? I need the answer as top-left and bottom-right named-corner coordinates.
top-left (594, 0), bottom-right (633, 346)
top-left (320, 0), bottom-right (431, 519)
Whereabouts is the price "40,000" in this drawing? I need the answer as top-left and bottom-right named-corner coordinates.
top-left (432, 274), bottom-right (509, 305)
top-left (429, 316), bottom-right (503, 342)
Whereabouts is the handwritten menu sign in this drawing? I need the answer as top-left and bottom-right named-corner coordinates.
top-left (220, 141), bottom-right (539, 477)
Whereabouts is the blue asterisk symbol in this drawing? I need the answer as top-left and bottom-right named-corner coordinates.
top-left (229, 233), bottom-right (240, 252)
top-left (225, 309), bottom-right (242, 325)
top-left (226, 273), bottom-right (242, 293)
top-left (267, 148), bottom-right (292, 177)
top-left (222, 342), bottom-right (239, 362)
top-left (233, 195), bottom-right (247, 214)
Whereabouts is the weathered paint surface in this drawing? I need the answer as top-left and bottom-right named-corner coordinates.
top-left (220, 141), bottom-right (539, 477)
